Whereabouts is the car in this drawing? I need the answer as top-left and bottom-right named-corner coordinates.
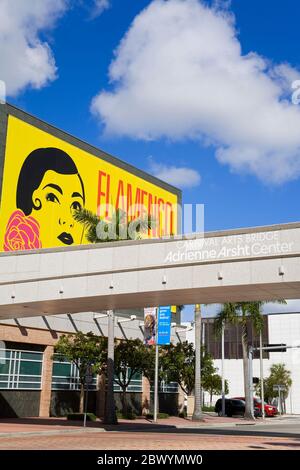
top-left (233, 397), bottom-right (278, 417)
top-left (214, 398), bottom-right (260, 418)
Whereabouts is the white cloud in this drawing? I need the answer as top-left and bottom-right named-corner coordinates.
top-left (90, 0), bottom-right (110, 18)
top-left (148, 157), bottom-right (201, 188)
top-left (91, 0), bottom-right (300, 184)
top-left (0, 0), bottom-right (68, 96)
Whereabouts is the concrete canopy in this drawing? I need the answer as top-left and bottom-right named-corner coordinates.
top-left (0, 222), bottom-right (300, 320)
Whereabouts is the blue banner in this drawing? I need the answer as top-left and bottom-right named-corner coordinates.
top-left (157, 306), bottom-right (172, 345)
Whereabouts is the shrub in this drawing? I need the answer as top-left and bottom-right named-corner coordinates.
top-left (202, 406), bottom-right (215, 412)
top-left (66, 412), bottom-right (97, 422)
top-left (145, 412), bottom-right (169, 419)
top-left (116, 411), bottom-right (137, 420)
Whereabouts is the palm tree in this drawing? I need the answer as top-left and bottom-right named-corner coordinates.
top-left (73, 207), bottom-right (153, 424)
top-left (214, 301), bottom-right (286, 419)
top-left (74, 207), bottom-right (153, 243)
top-left (193, 303), bottom-right (203, 420)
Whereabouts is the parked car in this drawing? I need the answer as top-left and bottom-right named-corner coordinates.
top-left (215, 398), bottom-right (260, 417)
top-left (233, 397), bottom-right (278, 417)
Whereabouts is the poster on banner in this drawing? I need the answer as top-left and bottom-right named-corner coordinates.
top-left (144, 307), bottom-right (156, 345)
top-left (0, 113), bottom-right (179, 252)
top-left (157, 306), bottom-right (172, 345)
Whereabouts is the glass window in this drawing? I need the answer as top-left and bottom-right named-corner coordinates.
top-left (20, 351), bottom-right (43, 361)
top-left (51, 357), bottom-right (97, 391)
top-left (52, 362), bottom-right (72, 377)
top-left (0, 348), bottom-right (43, 390)
top-left (0, 359), bottom-right (10, 375)
top-left (19, 361), bottom-right (42, 376)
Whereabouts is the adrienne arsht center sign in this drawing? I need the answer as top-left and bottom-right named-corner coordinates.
top-left (0, 104), bottom-right (181, 252)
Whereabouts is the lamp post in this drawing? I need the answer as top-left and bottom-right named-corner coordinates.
top-left (153, 342), bottom-right (159, 423)
top-left (192, 303), bottom-right (203, 421)
top-left (221, 321), bottom-right (226, 416)
top-left (259, 330), bottom-right (265, 419)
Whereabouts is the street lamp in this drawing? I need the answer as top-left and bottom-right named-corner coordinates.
top-left (117, 315), bottom-right (137, 323)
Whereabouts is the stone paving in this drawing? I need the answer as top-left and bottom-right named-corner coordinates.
top-left (0, 414), bottom-right (254, 434)
top-left (0, 430), bottom-right (299, 450)
top-left (0, 416), bottom-right (299, 450)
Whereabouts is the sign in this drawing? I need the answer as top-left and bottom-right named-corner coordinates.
top-left (85, 373), bottom-right (93, 385)
top-left (157, 305), bottom-right (172, 345)
top-left (264, 344), bottom-right (287, 352)
top-left (85, 365), bottom-right (94, 384)
top-left (273, 385), bottom-right (285, 391)
top-left (0, 109), bottom-right (179, 252)
top-left (144, 307), bottom-right (156, 346)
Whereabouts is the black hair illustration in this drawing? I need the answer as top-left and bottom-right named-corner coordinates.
top-left (16, 147), bottom-right (85, 215)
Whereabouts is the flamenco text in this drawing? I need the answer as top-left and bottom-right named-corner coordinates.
top-left (97, 170), bottom-right (175, 237)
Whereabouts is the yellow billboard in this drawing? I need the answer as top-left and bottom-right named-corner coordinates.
top-left (0, 113), bottom-right (179, 251)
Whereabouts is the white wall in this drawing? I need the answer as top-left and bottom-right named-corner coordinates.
top-left (202, 313), bottom-right (300, 413)
top-left (268, 313), bottom-right (300, 414)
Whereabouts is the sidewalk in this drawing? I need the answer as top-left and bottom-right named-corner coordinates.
top-left (0, 416), bottom-right (299, 450)
top-left (0, 414), bottom-right (257, 438)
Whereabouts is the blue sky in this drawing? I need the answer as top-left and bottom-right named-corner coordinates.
top-left (2, 0), bottom-right (300, 321)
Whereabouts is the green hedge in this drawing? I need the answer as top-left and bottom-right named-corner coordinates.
top-left (116, 411), bottom-right (137, 420)
top-left (66, 412), bottom-right (97, 421)
top-left (145, 412), bottom-right (169, 419)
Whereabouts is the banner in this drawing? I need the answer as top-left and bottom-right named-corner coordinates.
top-left (157, 306), bottom-right (172, 345)
top-left (144, 307), bottom-right (157, 346)
top-left (0, 114), bottom-right (179, 251)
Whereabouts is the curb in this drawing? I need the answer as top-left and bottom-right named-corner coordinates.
top-left (0, 428), bottom-right (106, 438)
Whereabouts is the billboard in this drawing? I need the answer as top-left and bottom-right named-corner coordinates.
top-left (0, 106), bottom-right (180, 251)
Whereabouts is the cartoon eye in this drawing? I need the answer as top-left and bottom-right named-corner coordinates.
top-left (71, 201), bottom-right (82, 212)
top-left (46, 193), bottom-right (60, 204)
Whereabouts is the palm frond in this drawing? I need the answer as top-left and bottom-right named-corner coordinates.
top-left (73, 208), bottom-right (100, 230)
top-left (86, 226), bottom-right (101, 244)
top-left (213, 303), bottom-right (239, 337)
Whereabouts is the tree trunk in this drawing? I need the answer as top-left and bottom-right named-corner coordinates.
top-left (210, 391), bottom-right (212, 407)
top-left (122, 388), bottom-right (128, 415)
top-left (241, 324), bottom-right (253, 419)
top-left (80, 382), bottom-right (85, 413)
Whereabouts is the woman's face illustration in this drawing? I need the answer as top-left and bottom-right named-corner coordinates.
top-left (31, 170), bottom-right (84, 246)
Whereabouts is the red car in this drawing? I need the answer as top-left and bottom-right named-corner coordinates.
top-left (234, 397), bottom-right (278, 417)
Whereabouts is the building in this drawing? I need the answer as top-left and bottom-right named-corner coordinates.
top-left (0, 103), bottom-right (182, 418)
top-left (185, 312), bottom-right (300, 414)
top-left (0, 310), bottom-right (183, 418)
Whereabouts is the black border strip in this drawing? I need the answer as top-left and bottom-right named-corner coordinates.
top-left (0, 103), bottom-right (9, 212)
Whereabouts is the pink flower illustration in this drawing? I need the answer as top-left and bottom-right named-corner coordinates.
top-left (3, 210), bottom-right (42, 251)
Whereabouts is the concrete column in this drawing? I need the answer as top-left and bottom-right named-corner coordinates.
top-left (142, 375), bottom-right (151, 415)
top-left (104, 310), bottom-right (117, 424)
top-left (39, 345), bottom-right (54, 417)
